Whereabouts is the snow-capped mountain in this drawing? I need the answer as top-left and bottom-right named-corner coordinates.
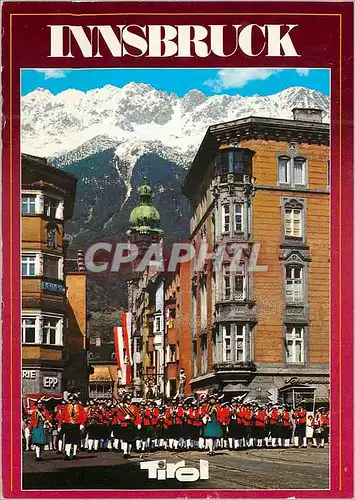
top-left (22, 84), bottom-right (329, 164)
top-left (21, 84), bottom-right (330, 313)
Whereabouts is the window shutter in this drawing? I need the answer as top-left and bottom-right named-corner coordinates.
top-left (35, 253), bottom-right (43, 276)
top-left (35, 193), bottom-right (44, 215)
top-left (35, 315), bottom-right (42, 344)
top-left (215, 326), bottom-right (223, 362)
top-left (293, 210), bottom-right (302, 237)
top-left (57, 317), bottom-right (64, 346)
top-left (58, 257), bottom-right (64, 280)
top-left (285, 210), bottom-right (292, 236)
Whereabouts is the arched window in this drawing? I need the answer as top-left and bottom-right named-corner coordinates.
top-left (285, 265), bottom-right (303, 303)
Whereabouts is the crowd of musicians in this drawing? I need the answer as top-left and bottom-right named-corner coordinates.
top-left (23, 392), bottom-right (330, 461)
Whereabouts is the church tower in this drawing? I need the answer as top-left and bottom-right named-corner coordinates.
top-left (126, 175), bottom-right (164, 397)
top-left (127, 174), bottom-right (163, 256)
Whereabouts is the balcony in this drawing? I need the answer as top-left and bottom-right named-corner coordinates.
top-left (147, 335), bottom-right (155, 352)
top-left (146, 366), bottom-right (155, 378)
top-left (166, 361), bottom-right (178, 380)
top-left (167, 324), bottom-right (177, 344)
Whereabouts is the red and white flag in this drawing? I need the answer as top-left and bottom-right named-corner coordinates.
top-left (113, 313), bottom-right (132, 386)
top-left (122, 312), bottom-right (132, 385)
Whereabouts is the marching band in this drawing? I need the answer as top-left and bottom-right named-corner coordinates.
top-left (24, 393), bottom-right (330, 460)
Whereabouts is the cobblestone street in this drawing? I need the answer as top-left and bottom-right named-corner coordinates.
top-left (23, 447), bottom-right (329, 491)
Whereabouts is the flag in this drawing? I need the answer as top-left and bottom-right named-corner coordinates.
top-left (122, 312), bottom-right (132, 385)
top-left (113, 326), bottom-right (122, 370)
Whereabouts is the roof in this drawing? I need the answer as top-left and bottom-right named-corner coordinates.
top-left (182, 115), bottom-right (329, 198)
top-left (21, 153), bottom-right (77, 219)
top-left (89, 364), bottom-right (118, 382)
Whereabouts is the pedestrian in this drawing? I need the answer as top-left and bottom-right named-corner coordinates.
top-left (201, 394), bottom-right (223, 456)
top-left (306, 415), bottom-right (314, 445)
top-left (23, 416), bottom-right (31, 451)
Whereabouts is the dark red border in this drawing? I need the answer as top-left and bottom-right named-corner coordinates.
top-left (1, 1), bottom-right (354, 498)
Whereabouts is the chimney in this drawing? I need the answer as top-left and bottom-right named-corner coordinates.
top-left (292, 108), bottom-right (323, 123)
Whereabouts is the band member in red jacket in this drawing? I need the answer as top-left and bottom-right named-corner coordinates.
top-left (118, 394), bottom-right (141, 458)
top-left (30, 399), bottom-right (52, 460)
top-left (86, 400), bottom-right (101, 452)
top-left (54, 400), bottom-right (65, 454)
top-left (280, 405), bottom-right (292, 448)
top-left (60, 393), bottom-right (87, 460)
top-left (269, 405), bottom-right (281, 448)
top-left (253, 405), bottom-right (267, 448)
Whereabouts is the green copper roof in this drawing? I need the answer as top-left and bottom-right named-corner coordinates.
top-left (128, 175), bottom-right (162, 234)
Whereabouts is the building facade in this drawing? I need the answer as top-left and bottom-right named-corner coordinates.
top-left (182, 109), bottom-right (330, 406)
top-left (126, 176), bottom-right (164, 399)
top-left (21, 154), bottom-right (88, 406)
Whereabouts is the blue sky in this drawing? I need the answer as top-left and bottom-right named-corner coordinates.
top-left (21, 68), bottom-right (329, 97)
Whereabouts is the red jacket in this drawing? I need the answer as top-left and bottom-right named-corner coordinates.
top-left (243, 408), bottom-right (252, 427)
top-left (296, 409), bottom-right (307, 425)
top-left (281, 411), bottom-right (292, 428)
top-left (61, 403), bottom-right (87, 425)
top-left (201, 403), bottom-right (224, 424)
top-left (30, 409), bottom-right (52, 429)
top-left (269, 409), bottom-right (280, 425)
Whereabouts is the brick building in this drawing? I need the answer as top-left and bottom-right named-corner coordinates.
top-left (164, 260), bottom-right (192, 398)
top-left (21, 154), bottom-right (88, 407)
top-left (182, 109), bottom-right (330, 406)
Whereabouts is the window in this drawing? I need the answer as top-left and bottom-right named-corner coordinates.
top-left (44, 197), bottom-right (59, 218)
top-left (285, 208), bottom-right (302, 238)
top-left (154, 316), bottom-right (162, 332)
top-left (201, 336), bottom-right (207, 373)
top-left (43, 255), bottom-right (59, 279)
top-left (234, 203), bottom-right (243, 233)
top-left (294, 157), bottom-right (306, 185)
top-left (221, 324), bottom-right (247, 363)
top-left (278, 156), bottom-right (290, 184)
top-left (200, 283), bottom-right (207, 330)
top-left (192, 339), bottom-right (197, 377)
top-left (222, 263), bottom-right (245, 301)
top-left (21, 195), bottom-right (36, 215)
top-left (22, 317), bottom-right (36, 343)
top-left (285, 326), bottom-right (305, 364)
top-left (235, 325), bottom-right (245, 362)
top-left (22, 254), bottom-right (36, 276)
top-left (285, 266), bottom-right (303, 303)
top-left (46, 224), bottom-right (58, 249)
top-left (222, 204), bottom-right (230, 233)
top-left (169, 344), bottom-right (176, 362)
top-left (42, 317), bottom-right (58, 345)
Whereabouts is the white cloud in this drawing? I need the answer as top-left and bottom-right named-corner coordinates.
top-left (296, 68), bottom-right (310, 76)
top-left (36, 69), bottom-right (69, 80)
top-left (204, 68), bottom-right (280, 91)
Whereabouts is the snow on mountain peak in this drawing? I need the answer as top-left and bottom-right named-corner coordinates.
top-left (21, 84), bottom-right (329, 164)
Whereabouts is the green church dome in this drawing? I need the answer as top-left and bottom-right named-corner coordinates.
top-left (129, 204), bottom-right (160, 226)
top-left (128, 175), bottom-right (162, 234)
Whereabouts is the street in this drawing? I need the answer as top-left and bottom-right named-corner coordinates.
top-left (23, 447), bottom-right (329, 491)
